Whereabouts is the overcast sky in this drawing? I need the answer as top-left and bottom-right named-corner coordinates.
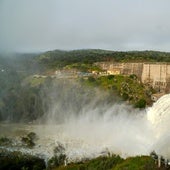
top-left (0, 0), bottom-right (170, 53)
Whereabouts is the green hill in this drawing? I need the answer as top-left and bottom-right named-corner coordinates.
top-left (36, 49), bottom-right (170, 69)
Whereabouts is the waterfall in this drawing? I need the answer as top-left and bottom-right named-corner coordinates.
top-left (147, 93), bottom-right (170, 158)
top-left (147, 94), bottom-right (170, 127)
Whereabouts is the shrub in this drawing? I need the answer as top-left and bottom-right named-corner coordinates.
top-left (88, 76), bottom-right (96, 82)
top-left (48, 154), bottom-right (66, 168)
top-left (129, 74), bottom-right (137, 80)
top-left (122, 93), bottom-right (129, 100)
top-left (134, 98), bottom-right (146, 108)
top-left (21, 132), bottom-right (37, 148)
top-left (47, 143), bottom-right (67, 169)
top-left (0, 149), bottom-right (46, 170)
top-left (108, 75), bottom-right (115, 80)
top-left (0, 137), bottom-right (12, 146)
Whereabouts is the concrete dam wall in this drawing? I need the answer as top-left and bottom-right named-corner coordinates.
top-left (96, 62), bottom-right (170, 92)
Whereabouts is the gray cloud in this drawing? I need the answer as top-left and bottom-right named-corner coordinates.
top-left (0, 0), bottom-right (170, 52)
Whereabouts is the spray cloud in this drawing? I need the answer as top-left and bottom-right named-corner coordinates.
top-left (35, 79), bottom-right (170, 161)
top-left (1, 78), bottom-right (170, 163)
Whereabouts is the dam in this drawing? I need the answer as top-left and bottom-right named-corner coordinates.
top-left (96, 62), bottom-right (170, 92)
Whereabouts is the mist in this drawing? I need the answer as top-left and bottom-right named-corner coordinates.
top-left (0, 77), bottom-right (170, 162)
top-left (28, 79), bottom-right (169, 161)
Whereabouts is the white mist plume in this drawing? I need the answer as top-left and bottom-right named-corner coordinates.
top-left (39, 79), bottom-right (170, 161)
top-left (1, 79), bottom-right (169, 162)
top-left (36, 79), bottom-right (156, 161)
top-left (63, 105), bottom-right (154, 158)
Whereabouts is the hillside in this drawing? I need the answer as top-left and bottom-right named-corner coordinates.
top-left (1, 49), bottom-right (170, 122)
top-left (1, 49), bottom-right (170, 121)
top-left (36, 49), bottom-right (170, 69)
top-left (0, 50), bottom-right (170, 169)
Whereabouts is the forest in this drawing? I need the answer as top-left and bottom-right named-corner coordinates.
top-left (37, 49), bottom-right (170, 69)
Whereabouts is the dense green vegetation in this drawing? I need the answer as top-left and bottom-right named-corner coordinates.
top-left (0, 149), bottom-right (46, 170)
top-left (64, 63), bottom-right (102, 72)
top-left (81, 74), bottom-right (154, 108)
top-left (37, 49), bottom-right (170, 69)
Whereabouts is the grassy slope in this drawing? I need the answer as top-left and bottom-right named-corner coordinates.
top-left (82, 74), bottom-right (153, 108)
top-left (52, 155), bottom-right (160, 170)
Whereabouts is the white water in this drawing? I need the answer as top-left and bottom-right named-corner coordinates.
top-left (147, 93), bottom-right (170, 158)
top-left (1, 94), bottom-right (170, 162)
